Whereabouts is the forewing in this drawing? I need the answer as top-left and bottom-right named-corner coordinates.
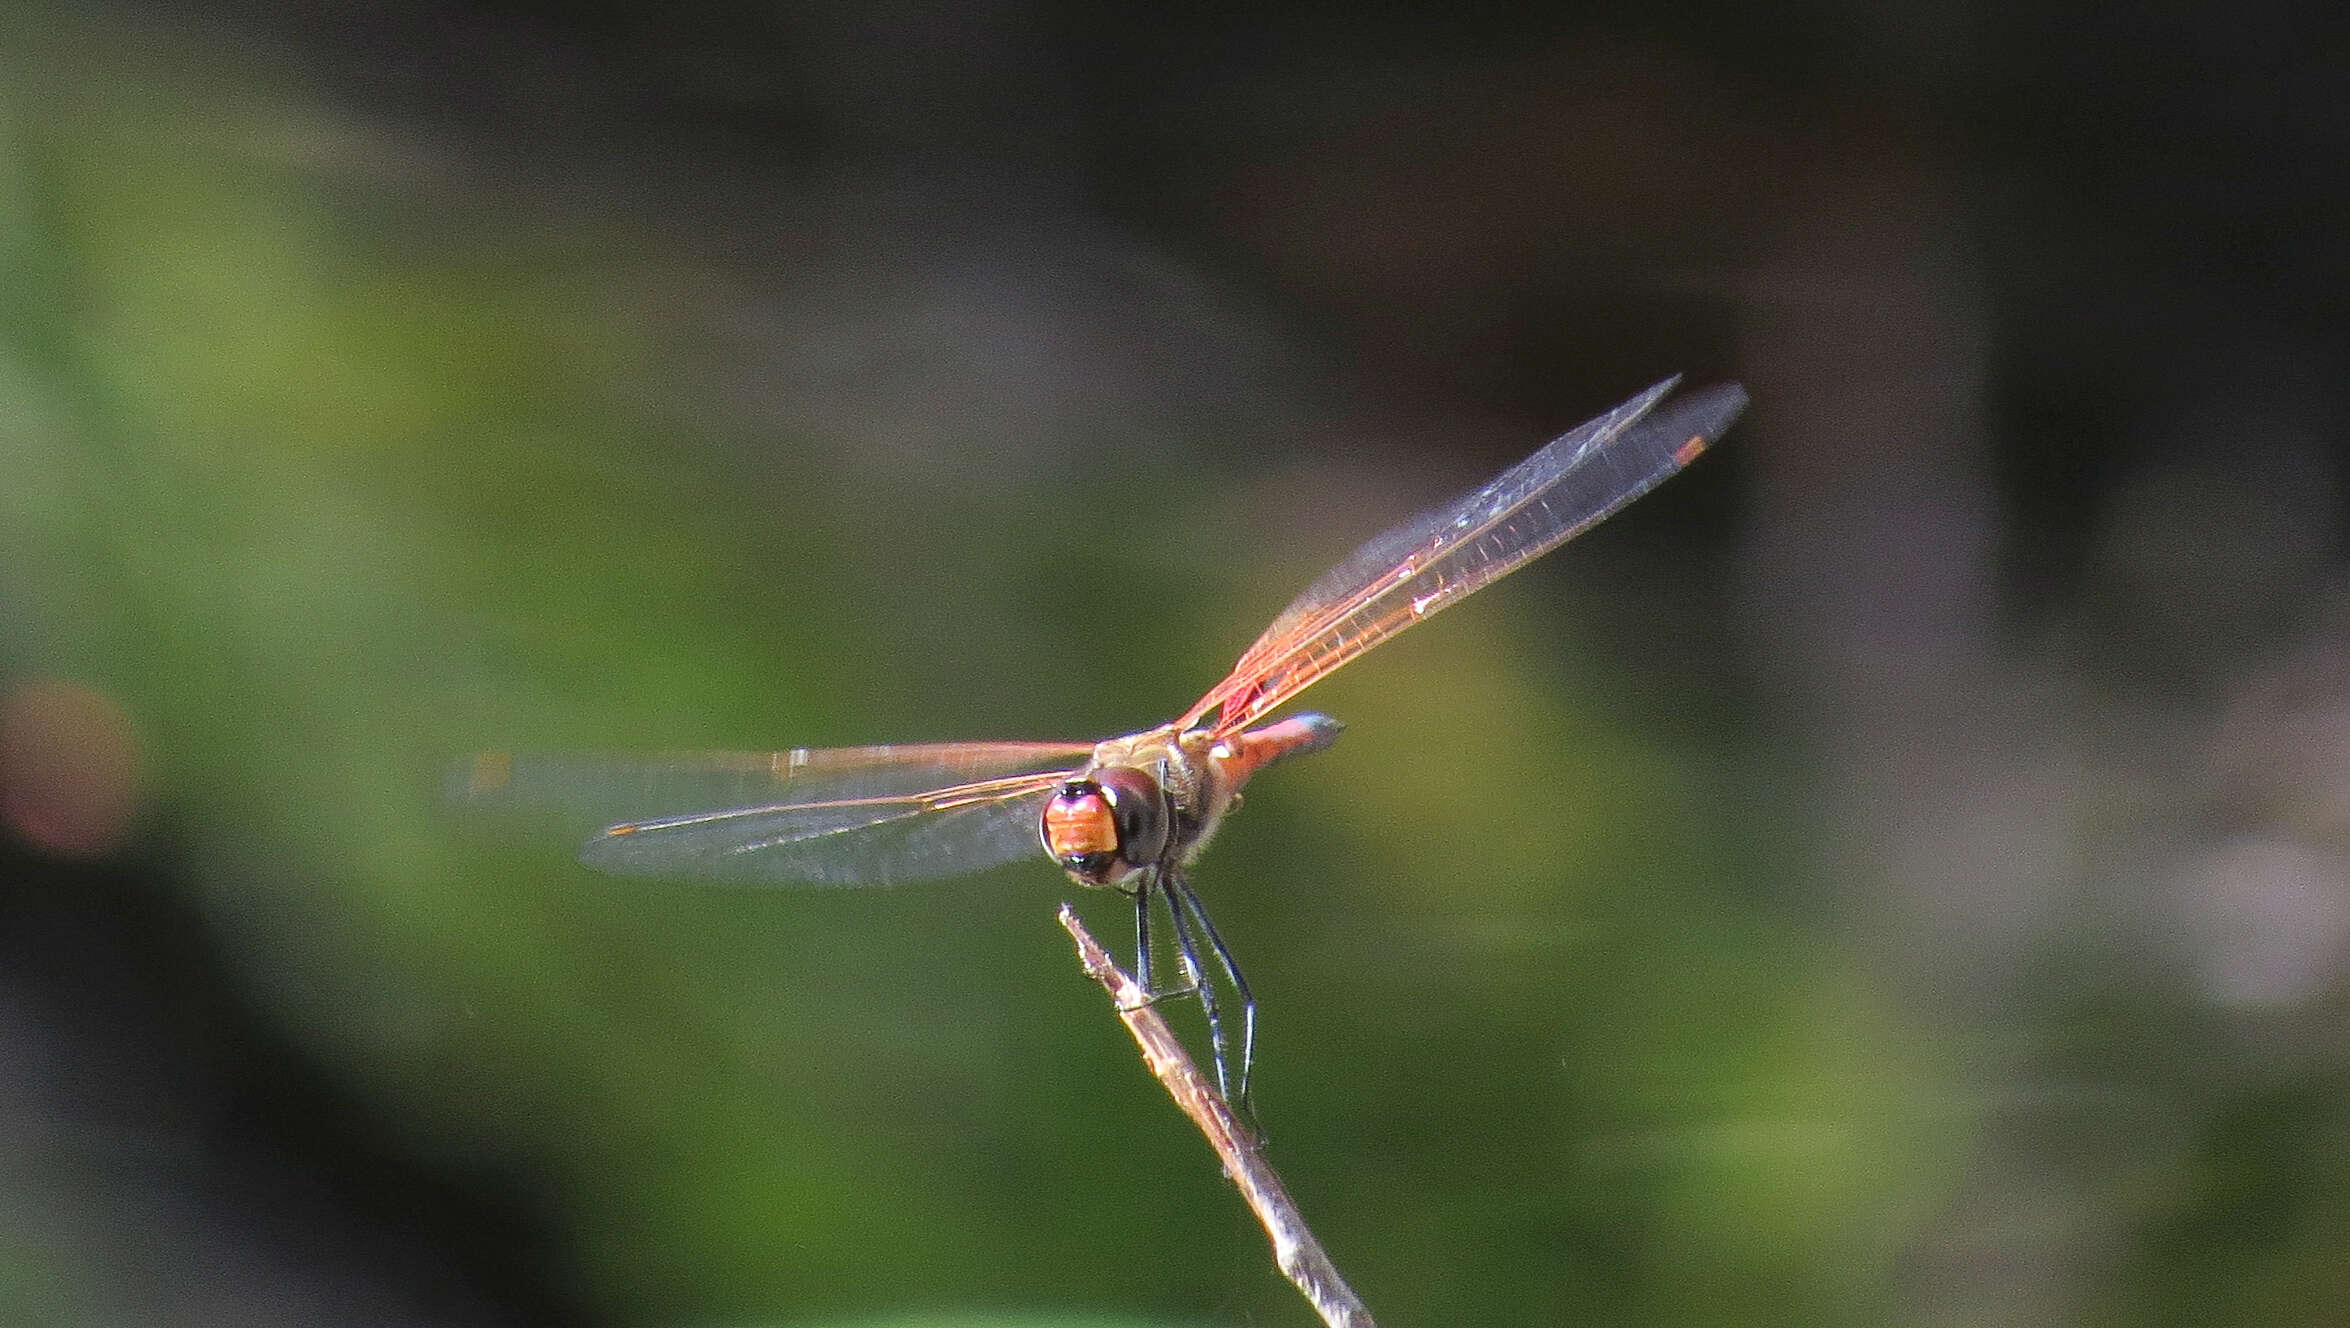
top-left (578, 773), bottom-right (1066, 885)
top-left (454, 742), bottom-right (1091, 886)
top-left (1183, 379), bottom-right (1746, 733)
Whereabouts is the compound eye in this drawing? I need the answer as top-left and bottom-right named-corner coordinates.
top-left (1092, 766), bottom-right (1169, 869)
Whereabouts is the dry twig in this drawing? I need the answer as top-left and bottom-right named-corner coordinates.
top-left (1058, 903), bottom-right (1377, 1328)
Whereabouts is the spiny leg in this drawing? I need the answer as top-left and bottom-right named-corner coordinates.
top-left (1125, 871), bottom-right (1198, 1004)
top-left (1169, 870), bottom-right (1257, 1109)
top-left (1130, 878), bottom-right (1154, 996)
top-left (1160, 869), bottom-right (1236, 1103)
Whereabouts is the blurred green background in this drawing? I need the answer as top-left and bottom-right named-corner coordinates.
top-left (3, 3), bottom-right (2347, 1325)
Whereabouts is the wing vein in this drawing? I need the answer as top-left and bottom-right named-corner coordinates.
top-left (1183, 379), bottom-right (1745, 733)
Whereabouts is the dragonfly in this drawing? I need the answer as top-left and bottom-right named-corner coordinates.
top-left (460, 376), bottom-right (1747, 1108)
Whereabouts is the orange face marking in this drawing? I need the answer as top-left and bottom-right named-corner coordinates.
top-left (1041, 789), bottom-right (1119, 858)
top-left (1673, 434), bottom-right (1708, 467)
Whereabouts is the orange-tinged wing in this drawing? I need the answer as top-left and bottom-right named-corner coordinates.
top-left (1183, 378), bottom-right (1745, 735)
top-left (454, 742), bottom-right (1093, 885)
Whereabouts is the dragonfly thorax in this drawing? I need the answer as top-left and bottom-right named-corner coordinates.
top-left (1041, 765), bottom-right (1171, 885)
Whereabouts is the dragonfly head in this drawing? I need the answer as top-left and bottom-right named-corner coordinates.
top-left (1040, 767), bottom-right (1168, 885)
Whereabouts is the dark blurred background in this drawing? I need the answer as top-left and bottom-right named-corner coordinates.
top-left (4, 2), bottom-right (2347, 1325)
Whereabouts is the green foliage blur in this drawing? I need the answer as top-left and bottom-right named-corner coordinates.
top-left (4, 6), bottom-right (2346, 1328)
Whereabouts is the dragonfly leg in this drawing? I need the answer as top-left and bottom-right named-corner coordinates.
top-left (1123, 872), bottom-right (1198, 1005)
top-left (1130, 879), bottom-right (1153, 996)
top-left (1161, 869), bottom-right (1235, 1103)
top-left (1169, 870), bottom-right (1257, 1111)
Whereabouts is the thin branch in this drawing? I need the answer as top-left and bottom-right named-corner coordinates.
top-left (1058, 903), bottom-right (1377, 1328)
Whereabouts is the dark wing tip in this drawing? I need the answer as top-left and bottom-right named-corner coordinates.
top-left (1653, 381), bottom-right (1748, 467)
top-left (1681, 381), bottom-right (1750, 435)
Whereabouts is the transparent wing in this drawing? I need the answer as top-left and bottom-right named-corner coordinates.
top-left (453, 742), bottom-right (1092, 886)
top-left (580, 771), bottom-right (1069, 885)
top-left (1183, 378), bottom-right (1746, 734)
